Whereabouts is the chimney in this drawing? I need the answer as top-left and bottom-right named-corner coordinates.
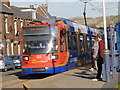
top-left (0, 0), bottom-right (10, 7)
top-left (42, 4), bottom-right (48, 12)
top-left (28, 5), bottom-right (34, 8)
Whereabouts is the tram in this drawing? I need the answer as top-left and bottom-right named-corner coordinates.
top-left (21, 19), bottom-right (102, 75)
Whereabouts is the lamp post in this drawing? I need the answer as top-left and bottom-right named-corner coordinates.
top-left (80, 0), bottom-right (91, 26)
top-left (83, 1), bottom-right (87, 26)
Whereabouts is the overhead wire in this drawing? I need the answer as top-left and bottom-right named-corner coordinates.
top-left (88, 2), bottom-right (103, 14)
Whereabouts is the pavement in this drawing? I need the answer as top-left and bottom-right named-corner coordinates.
top-left (23, 65), bottom-right (119, 89)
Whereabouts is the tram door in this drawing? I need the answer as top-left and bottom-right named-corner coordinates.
top-left (59, 29), bottom-right (68, 70)
top-left (67, 32), bottom-right (78, 69)
top-left (79, 34), bottom-right (86, 65)
top-left (76, 33), bottom-right (81, 66)
top-left (79, 34), bottom-right (87, 65)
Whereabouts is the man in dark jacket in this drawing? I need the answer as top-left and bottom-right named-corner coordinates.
top-left (92, 34), bottom-right (105, 81)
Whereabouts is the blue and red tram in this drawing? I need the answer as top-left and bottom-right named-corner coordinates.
top-left (21, 19), bottom-right (101, 75)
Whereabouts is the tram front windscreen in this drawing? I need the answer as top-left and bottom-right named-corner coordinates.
top-left (22, 26), bottom-right (58, 55)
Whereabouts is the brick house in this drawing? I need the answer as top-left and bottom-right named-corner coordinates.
top-left (0, 0), bottom-right (52, 56)
top-left (10, 6), bottom-right (33, 55)
top-left (0, 3), bottom-right (13, 56)
top-left (0, 3), bottom-right (33, 56)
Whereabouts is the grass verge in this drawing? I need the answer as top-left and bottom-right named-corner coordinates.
top-left (115, 81), bottom-right (120, 89)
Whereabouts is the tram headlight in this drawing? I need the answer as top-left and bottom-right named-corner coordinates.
top-left (50, 55), bottom-right (58, 60)
top-left (23, 56), bottom-right (29, 61)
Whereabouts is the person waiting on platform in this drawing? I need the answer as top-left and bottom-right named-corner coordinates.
top-left (92, 34), bottom-right (105, 81)
top-left (90, 37), bottom-right (99, 71)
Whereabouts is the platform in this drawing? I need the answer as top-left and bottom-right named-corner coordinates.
top-left (23, 65), bottom-right (119, 88)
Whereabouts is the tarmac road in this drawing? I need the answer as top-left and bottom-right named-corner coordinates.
top-left (2, 69), bottom-right (22, 82)
top-left (1, 69), bottom-right (53, 88)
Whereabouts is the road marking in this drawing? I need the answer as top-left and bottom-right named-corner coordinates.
top-left (23, 83), bottom-right (31, 89)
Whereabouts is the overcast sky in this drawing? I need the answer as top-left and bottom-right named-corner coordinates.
top-left (9, 0), bottom-right (119, 18)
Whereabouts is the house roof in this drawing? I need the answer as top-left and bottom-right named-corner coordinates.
top-left (0, 4), bottom-right (13, 14)
top-left (19, 7), bottom-right (36, 10)
top-left (37, 5), bottom-right (52, 19)
top-left (0, 4), bottom-right (33, 19)
top-left (0, 3), bottom-right (52, 21)
top-left (10, 6), bottom-right (32, 19)
top-left (19, 7), bottom-right (46, 21)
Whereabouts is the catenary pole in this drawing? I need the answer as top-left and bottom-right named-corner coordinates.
top-left (103, 0), bottom-right (108, 49)
top-left (102, 0), bottom-right (110, 82)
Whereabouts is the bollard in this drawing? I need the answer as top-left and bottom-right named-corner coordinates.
top-left (104, 49), bottom-right (111, 82)
top-left (102, 63), bottom-right (106, 81)
top-left (112, 50), bottom-right (118, 77)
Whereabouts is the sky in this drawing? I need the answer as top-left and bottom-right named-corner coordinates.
top-left (9, 0), bottom-right (119, 18)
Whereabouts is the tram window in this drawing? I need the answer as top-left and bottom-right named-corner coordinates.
top-left (60, 30), bottom-right (67, 52)
top-left (73, 33), bottom-right (77, 50)
top-left (87, 35), bottom-right (90, 50)
top-left (50, 26), bottom-right (58, 37)
top-left (67, 32), bottom-right (77, 51)
top-left (67, 32), bottom-right (71, 51)
top-left (69, 32), bottom-right (77, 51)
top-left (79, 34), bottom-right (84, 53)
top-left (60, 40), bottom-right (63, 52)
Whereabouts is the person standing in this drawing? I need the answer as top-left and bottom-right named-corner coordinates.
top-left (92, 34), bottom-right (105, 81)
top-left (90, 37), bottom-right (99, 71)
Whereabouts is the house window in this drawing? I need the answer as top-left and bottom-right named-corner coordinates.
top-left (11, 43), bottom-right (14, 55)
top-left (14, 21), bottom-right (17, 35)
top-left (5, 17), bottom-right (9, 33)
top-left (33, 11), bottom-right (36, 19)
top-left (6, 43), bottom-right (10, 55)
top-left (18, 45), bottom-right (20, 54)
top-left (0, 49), bottom-right (3, 55)
top-left (21, 21), bottom-right (23, 27)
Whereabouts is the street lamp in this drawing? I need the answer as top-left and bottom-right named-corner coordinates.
top-left (80, 0), bottom-right (91, 26)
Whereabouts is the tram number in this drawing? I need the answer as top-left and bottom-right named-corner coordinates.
top-left (37, 55), bottom-right (41, 58)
